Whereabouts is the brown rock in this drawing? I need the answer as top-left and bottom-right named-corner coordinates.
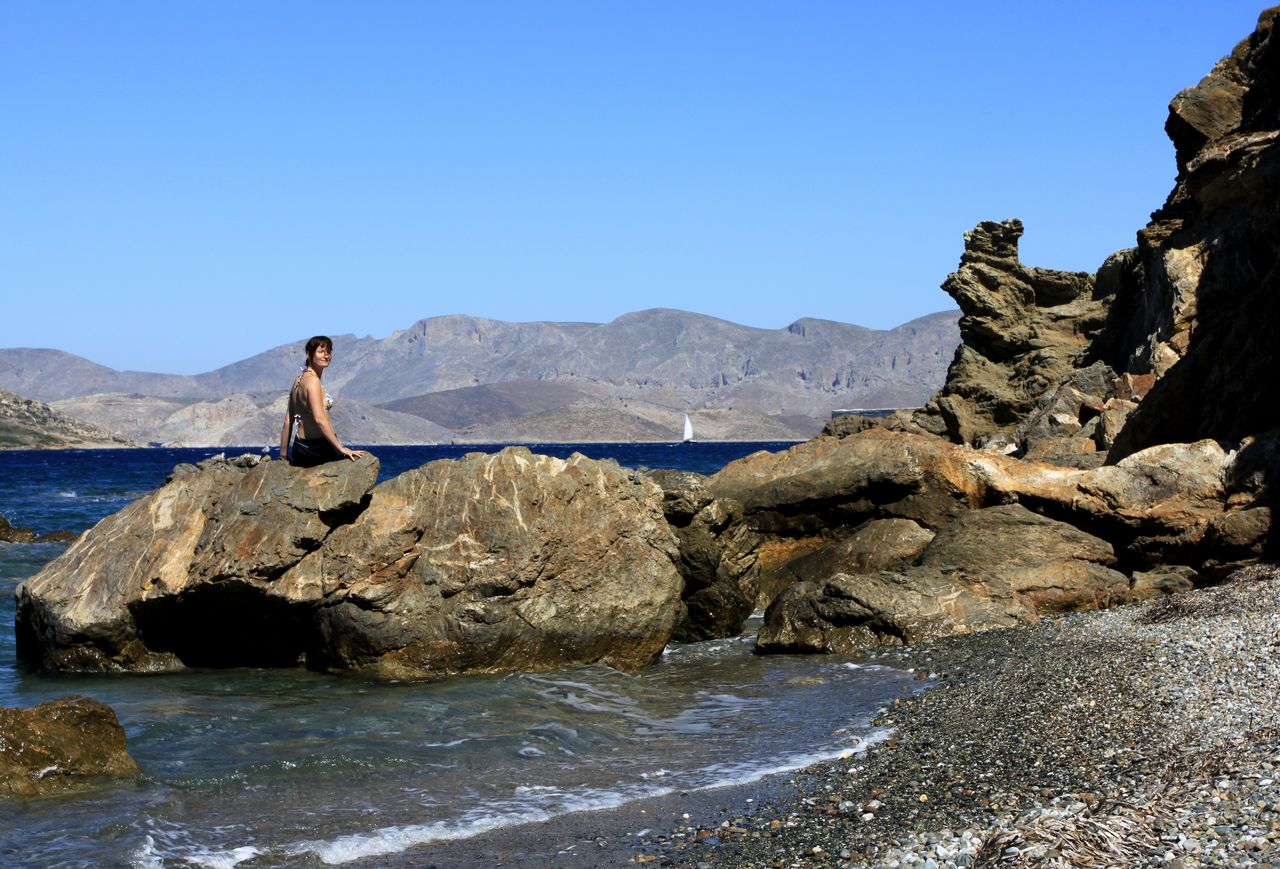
top-left (712, 428), bottom-right (1260, 594)
top-left (1164, 31), bottom-right (1249, 174)
top-left (757, 518), bottom-right (934, 608)
top-left (1130, 565), bottom-right (1199, 600)
top-left (917, 504), bottom-right (1127, 613)
top-left (707, 429), bottom-right (988, 535)
top-left (1096, 398), bottom-right (1139, 451)
top-left (0, 516), bottom-right (37, 543)
top-left (0, 696), bottom-right (140, 797)
top-left (756, 504), bottom-right (1127, 655)
top-left (755, 571), bottom-right (1020, 654)
top-left (0, 517), bottom-right (78, 545)
top-left (821, 410), bottom-right (934, 440)
top-left (1099, 10), bottom-right (1280, 458)
top-left (1015, 362), bottom-right (1116, 466)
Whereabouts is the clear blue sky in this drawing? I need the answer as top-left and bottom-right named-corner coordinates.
top-left (1, 1), bottom-right (1267, 374)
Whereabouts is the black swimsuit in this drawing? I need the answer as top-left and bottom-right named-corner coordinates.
top-left (289, 436), bottom-right (344, 467)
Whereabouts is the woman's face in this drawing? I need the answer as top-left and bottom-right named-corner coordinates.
top-left (310, 345), bottom-right (332, 370)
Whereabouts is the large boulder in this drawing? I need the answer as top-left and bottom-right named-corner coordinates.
top-left (275, 448), bottom-right (682, 678)
top-left (0, 696), bottom-right (140, 797)
top-left (16, 453), bottom-right (379, 671)
top-left (707, 428), bottom-right (991, 535)
top-left (915, 503), bottom-right (1127, 612)
top-left (756, 504), bottom-right (1127, 654)
top-left (755, 571), bottom-right (1018, 654)
top-left (16, 448), bottom-right (684, 679)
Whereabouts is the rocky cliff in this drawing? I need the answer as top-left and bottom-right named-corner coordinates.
top-left (1099, 8), bottom-right (1280, 459)
top-left (908, 9), bottom-right (1280, 469)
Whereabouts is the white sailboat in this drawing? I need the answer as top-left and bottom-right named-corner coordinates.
top-left (681, 413), bottom-right (694, 443)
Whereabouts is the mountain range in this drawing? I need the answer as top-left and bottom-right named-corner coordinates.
top-left (0, 308), bottom-right (959, 446)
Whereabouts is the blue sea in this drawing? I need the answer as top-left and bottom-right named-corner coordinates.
top-left (0, 444), bottom-right (915, 868)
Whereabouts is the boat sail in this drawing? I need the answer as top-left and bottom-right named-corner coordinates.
top-left (681, 413), bottom-right (694, 443)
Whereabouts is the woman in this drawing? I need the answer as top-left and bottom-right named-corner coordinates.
top-left (279, 335), bottom-right (366, 466)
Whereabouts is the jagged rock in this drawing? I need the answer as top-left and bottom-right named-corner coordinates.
top-left (0, 696), bottom-right (140, 797)
top-left (916, 219), bottom-right (1107, 447)
top-left (1015, 361), bottom-right (1116, 466)
top-left (1096, 398), bottom-right (1140, 451)
top-left (648, 470), bottom-right (760, 641)
top-left (756, 518), bottom-right (934, 608)
top-left (681, 11), bottom-right (1280, 655)
top-left (1099, 10), bottom-right (1280, 458)
top-left (16, 448), bottom-right (684, 679)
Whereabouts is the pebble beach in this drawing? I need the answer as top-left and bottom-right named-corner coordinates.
top-left (630, 563), bottom-right (1280, 869)
top-left (419, 564), bottom-right (1280, 868)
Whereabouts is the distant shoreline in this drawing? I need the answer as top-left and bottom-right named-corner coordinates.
top-left (0, 438), bottom-right (807, 452)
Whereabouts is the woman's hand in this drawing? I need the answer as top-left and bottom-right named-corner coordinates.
top-left (342, 448), bottom-right (366, 461)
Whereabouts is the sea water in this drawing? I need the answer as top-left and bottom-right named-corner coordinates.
top-left (0, 444), bottom-right (915, 867)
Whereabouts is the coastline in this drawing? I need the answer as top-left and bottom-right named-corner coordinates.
top-left (385, 565), bottom-right (1280, 868)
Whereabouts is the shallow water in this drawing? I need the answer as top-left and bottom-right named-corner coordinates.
top-left (0, 444), bottom-right (913, 867)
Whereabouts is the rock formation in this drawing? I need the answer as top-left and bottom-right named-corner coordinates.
top-left (705, 425), bottom-right (1267, 653)
top-left (15, 449), bottom-right (684, 679)
top-left (0, 696), bottom-right (140, 797)
top-left (914, 219), bottom-right (1106, 450)
top-left (723, 8), bottom-right (1280, 653)
top-left (273, 449), bottom-right (681, 679)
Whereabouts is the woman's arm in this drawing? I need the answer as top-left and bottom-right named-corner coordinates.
top-left (303, 377), bottom-right (364, 460)
top-left (279, 400), bottom-right (293, 459)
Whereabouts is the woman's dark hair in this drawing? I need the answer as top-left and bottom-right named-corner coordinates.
top-left (305, 336), bottom-right (333, 359)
